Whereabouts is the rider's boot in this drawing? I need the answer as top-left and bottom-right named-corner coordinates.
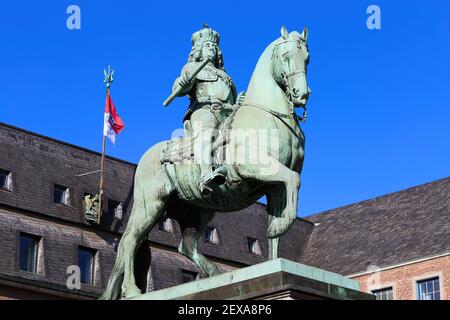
top-left (199, 165), bottom-right (227, 195)
top-left (198, 135), bottom-right (227, 195)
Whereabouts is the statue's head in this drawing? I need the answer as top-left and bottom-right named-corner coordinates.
top-left (188, 25), bottom-right (224, 68)
top-left (273, 26), bottom-right (311, 107)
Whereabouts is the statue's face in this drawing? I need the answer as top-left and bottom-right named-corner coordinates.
top-left (201, 41), bottom-right (218, 62)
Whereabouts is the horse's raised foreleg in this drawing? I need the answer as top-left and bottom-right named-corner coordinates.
top-left (266, 187), bottom-right (287, 259)
top-left (175, 208), bottom-right (221, 277)
top-left (237, 158), bottom-right (300, 239)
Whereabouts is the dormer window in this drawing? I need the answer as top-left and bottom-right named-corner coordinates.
top-left (204, 226), bottom-right (218, 244)
top-left (0, 169), bottom-right (12, 191)
top-left (158, 217), bottom-right (173, 233)
top-left (19, 233), bottom-right (40, 273)
top-left (108, 199), bottom-right (123, 220)
top-left (54, 184), bottom-right (70, 205)
top-left (78, 246), bottom-right (97, 285)
top-left (247, 237), bottom-right (261, 255)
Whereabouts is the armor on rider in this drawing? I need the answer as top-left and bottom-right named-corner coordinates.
top-left (171, 25), bottom-right (237, 195)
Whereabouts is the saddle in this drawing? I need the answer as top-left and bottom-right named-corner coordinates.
top-left (160, 137), bottom-right (194, 164)
top-left (160, 92), bottom-right (258, 206)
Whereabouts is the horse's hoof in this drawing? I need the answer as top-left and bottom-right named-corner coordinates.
top-left (209, 268), bottom-right (221, 277)
top-left (268, 217), bottom-right (295, 238)
top-left (204, 264), bottom-right (221, 277)
top-left (267, 224), bottom-right (285, 239)
top-left (121, 286), bottom-right (142, 299)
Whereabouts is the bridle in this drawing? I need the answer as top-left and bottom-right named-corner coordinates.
top-left (241, 38), bottom-right (309, 139)
top-left (271, 39), bottom-right (308, 122)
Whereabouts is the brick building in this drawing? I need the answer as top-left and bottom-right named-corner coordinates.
top-left (0, 122), bottom-right (448, 300)
top-left (301, 177), bottom-right (450, 300)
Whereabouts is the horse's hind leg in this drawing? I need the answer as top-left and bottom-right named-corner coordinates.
top-left (119, 182), bottom-right (169, 299)
top-left (175, 208), bottom-right (220, 277)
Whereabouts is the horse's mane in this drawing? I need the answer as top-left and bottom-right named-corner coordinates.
top-left (245, 36), bottom-right (283, 98)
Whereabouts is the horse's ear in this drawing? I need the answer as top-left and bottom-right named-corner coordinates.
top-left (281, 26), bottom-right (289, 40)
top-left (301, 27), bottom-right (308, 41)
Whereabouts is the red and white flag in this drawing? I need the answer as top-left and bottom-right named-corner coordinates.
top-left (103, 92), bottom-right (124, 144)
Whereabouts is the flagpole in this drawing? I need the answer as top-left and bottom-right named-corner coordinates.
top-left (98, 65), bottom-right (114, 224)
top-left (97, 125), bottom-right (107, 224)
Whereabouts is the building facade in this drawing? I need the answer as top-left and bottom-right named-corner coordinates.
top-left (301, 175), bottom-right (450, 300)
top-left (0, 122), bottom-right (448, 300)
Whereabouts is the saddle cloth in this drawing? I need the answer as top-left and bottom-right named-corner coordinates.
top-left (160, 100), bottom-right (247, 206)
top-left (160, 98), bottom-right (243, 165)
top-left (160, 137), bottom-right (194, 164)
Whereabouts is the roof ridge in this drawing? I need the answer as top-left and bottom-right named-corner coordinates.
top-left (0, 122), bottom-right (136, 167)
top-left (305, 175), bottom-right (450, 220)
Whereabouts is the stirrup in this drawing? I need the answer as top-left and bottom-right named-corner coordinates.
top-left (200, 181), bottom-right (214, 195)
top-left (210, 166), bottom-right (227, 185)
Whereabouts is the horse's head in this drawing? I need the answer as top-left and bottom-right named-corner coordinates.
top-left (272, 26), bottom-right (311, 108)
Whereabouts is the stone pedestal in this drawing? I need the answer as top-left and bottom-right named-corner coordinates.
top-left (131, 259), bottom-right (374, 300)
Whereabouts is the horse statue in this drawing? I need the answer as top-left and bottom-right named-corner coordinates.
top-left (100, 26), bottom-right (311, 300)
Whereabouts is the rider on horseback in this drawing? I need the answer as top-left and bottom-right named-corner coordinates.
top-left (171, 25), bottom-right (237, 195)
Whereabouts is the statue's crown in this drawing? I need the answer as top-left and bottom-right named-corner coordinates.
top-left (191, 25), bottom-right (220, 47)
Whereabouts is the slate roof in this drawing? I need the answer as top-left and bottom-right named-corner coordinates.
top-left (301, 176), bottom-right (450, 276)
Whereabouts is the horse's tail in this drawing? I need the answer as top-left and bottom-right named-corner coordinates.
top-left (98, 211), bottom-right (134, 300)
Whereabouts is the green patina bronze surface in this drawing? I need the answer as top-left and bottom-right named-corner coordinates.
top-left (101, 25), bottom-right (311, 300)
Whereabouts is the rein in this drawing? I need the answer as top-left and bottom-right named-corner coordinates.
top-left (271, 39), bottom-right (308, 120)
top-left (236, 37), bottom-right (308, 139)
top-left (242, 101), bottom-right (305, 141)
top-left (243, 101), bottom-right (305, 123)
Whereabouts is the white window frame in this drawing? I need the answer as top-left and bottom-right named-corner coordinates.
top-left (371, 287), bottom-right (394, 300)
top-left (416, 276), bottom-right (441, 301)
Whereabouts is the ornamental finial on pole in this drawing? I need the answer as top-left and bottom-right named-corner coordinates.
top-left (104, 65), bottom-right (114, 90)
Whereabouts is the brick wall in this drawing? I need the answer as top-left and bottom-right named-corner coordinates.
top-left (352, 255), bottom-right (450, 300)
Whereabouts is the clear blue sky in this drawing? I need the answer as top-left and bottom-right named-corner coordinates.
top-left (0, 1), bottom-right (449, 217)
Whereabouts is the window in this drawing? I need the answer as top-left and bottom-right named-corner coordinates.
top-left (204, 226), bottom-right (218, 244)
top-left (54, 184), bottom-right (70, 205)
top-left (247, 237), bottom-right (261, 255)
top-left (181, 270), bottom-right (198, 284)
top-left (417, 277), bottom-right (440, 300)
top-left (158, 217), bottom-right (173, 233)
top-left (0, 169), bottom-right (12, 190)
top-left (78, 247), bottom-right (96, 285)
top-left (109, 199), bottom-right (123, 220)
top-left (19, 234), bottom-right (39, 273)
top-left (372, 287), bottom-right (393, 300)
